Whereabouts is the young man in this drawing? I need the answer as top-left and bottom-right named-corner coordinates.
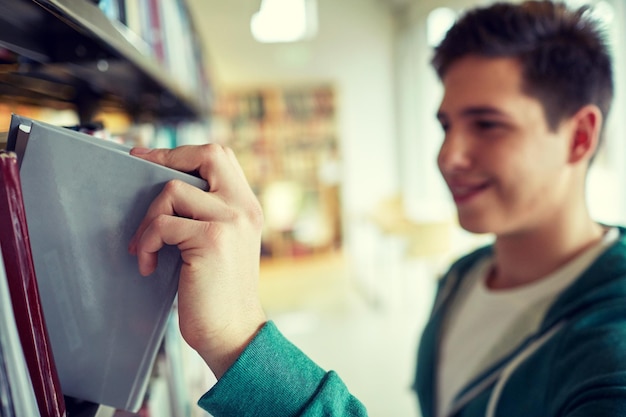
top-left (129, 1), bottom-right (626, 416)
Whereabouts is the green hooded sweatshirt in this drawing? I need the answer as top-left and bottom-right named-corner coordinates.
top-left (199, 227), bottom-right (626, 416)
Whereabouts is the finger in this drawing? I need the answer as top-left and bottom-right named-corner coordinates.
top-left (130, 144), bottom-right (235, 193)
top-left (128, 179), bottom-right (229, 254)
top-left (135, 215), bottom-right (215, 276)
top-left (223, 146), bottom-right (249, 184)
top-left (220, 147), bottom-right (261, 203)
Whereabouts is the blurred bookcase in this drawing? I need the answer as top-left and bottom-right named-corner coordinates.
top-left (211, 85), bottom-right (343, 258)
top-left (0, 0), bottom-right (214, 416)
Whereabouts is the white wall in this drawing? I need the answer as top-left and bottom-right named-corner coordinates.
top-left (187, 0), bottom-right (400, 225)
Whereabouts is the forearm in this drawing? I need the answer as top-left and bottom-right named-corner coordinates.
top-left (199, 321), bottom-right (368, 417)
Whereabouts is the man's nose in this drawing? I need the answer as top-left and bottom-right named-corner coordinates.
top-left (437, 130), bottom-right (472, 173)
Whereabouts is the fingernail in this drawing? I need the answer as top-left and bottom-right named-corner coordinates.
top-left (130, 147), bottom-right (152, 155)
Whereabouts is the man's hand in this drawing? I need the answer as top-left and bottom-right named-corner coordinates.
top-left (128, 144), bottom-right (267, 378)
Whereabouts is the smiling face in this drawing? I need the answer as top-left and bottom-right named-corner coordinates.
top-left (437, 56), bottom-right (580, 236)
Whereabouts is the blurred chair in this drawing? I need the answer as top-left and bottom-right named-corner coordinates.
top-left (351, 194), bottom-right (452, 317)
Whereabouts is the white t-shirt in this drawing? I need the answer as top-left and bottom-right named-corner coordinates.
top-left (437, 228), bottom-right (619, 417)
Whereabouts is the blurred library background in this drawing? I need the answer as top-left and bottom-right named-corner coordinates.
top-left (1, 0), bottom-right (625, 416)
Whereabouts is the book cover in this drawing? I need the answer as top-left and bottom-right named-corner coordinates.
top-left (0, 245), bottom-right (41, 417)
top-left (6, 115), bottom-right (208, 411)
top-left (0, 151), bottom-right (65, 417)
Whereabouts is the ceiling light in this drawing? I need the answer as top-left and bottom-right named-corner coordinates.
top-left (251, 0), bottom-right (318, 43)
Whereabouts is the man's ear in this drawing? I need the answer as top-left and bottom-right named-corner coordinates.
top-left (569, 104), bottom-right (603, 164)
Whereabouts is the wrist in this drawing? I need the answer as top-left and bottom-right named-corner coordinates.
top-left (196, 317), bottom-right (267, 379)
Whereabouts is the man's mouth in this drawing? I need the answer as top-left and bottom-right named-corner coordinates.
top-left (448, 181), bottom-right (490, 204)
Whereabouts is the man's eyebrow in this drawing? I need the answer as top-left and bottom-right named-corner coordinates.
top-left (461, 106), bottom-right (508, 117)
top-left (436, 106), bottom-right (510, 120)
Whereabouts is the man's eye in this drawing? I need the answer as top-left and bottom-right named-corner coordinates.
top-left (475, 120), bottom-right (502, 130)
top-left (439, 121), bottom-right (450, 132)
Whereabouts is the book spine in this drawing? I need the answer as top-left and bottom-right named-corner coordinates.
top-left (147, 0), bottom-right (167, 66)
top-left (138, 0), bottom-right (153, 58)
top-left (124, 0), bottom-right (143, 39)
top-left (0, 152), bottom-right (66, 417)
top-left (116, 0), bottom-right (126, 25)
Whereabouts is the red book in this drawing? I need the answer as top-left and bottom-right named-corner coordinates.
top-left (148, 0), bottom-right (166, 66)
top-left (0, 151), bottom-right (66, 417)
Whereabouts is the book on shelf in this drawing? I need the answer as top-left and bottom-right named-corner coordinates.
top-left (147, 0), bottom-right (167, 66)
top-left (103, 0), bottom-right (207, 96)
top-left (0, 154), bottom-right (44, 417)
top-left (0, 151), bottom-right (65, 417)
top-left (124, 0), bottom-right (143, 35)
top-left (0, 244), bottom-right (41, 417)
top-left (98, 0), bottom-right (122, 22)
top-left (4, 114), bottom-right (208, 411)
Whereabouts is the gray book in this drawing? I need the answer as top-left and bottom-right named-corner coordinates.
top-left (6, 114), bottom-right (208, 411)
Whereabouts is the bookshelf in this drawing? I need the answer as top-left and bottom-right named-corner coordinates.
top-left (211, 85), bottom-right (342, 258)
top-left (0, 0), bottom-right (214, 416)
top-left (0, 0), bottom-right (210, 123)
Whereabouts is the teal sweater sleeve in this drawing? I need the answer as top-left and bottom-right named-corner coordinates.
top-left (198, 321), bottom-right (368, 416)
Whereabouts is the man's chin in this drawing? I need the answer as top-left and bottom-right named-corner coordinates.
top-left (457, 213), bottom-right (495, 235)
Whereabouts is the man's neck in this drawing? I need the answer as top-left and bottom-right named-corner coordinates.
top-left (488, 208), bottom-right (604, 290)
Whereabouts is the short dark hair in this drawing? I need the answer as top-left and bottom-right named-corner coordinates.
top-left (432, 1), bottom-right (614, 139)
